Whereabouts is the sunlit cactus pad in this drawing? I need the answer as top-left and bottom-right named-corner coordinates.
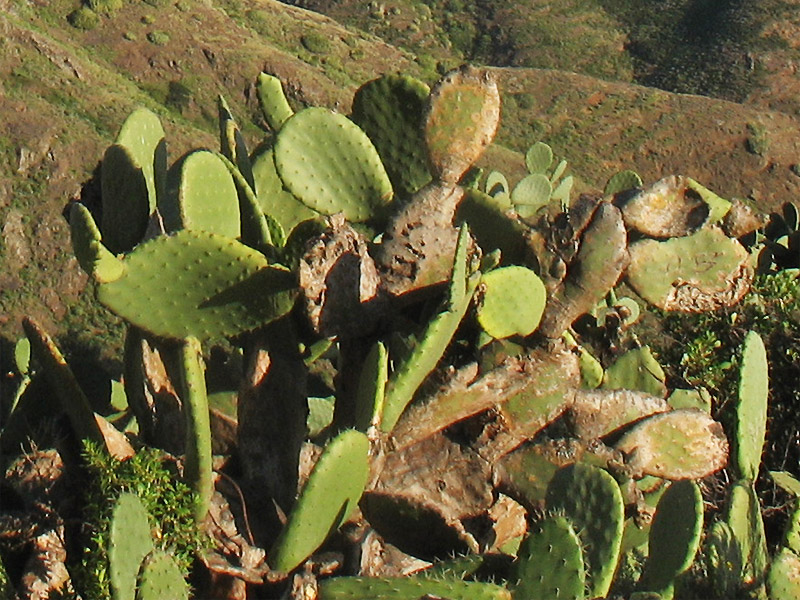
top-left (97, 230), bottom-right (296, 339)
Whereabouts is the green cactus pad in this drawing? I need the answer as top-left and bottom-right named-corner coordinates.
top-left (135, 550), bottom-right (189, 600)
top-left (100, 144), bottom-right (151, 253)
top-left (626, 226), bottom-right (751, 312)
top-left (257, 72), bottom-right (294, 132)
top-left (109, 492), bottom-right (156, 600)
top-left (602, 346), bottom-right (667, 398)
top-left (114, 107), bottom-right (166, 212)
top-left (546, 463), bottom-right (624, 599)
top-left (455, 188), bottom-right (528, 263)
top-left (14, 337), bottom-right (30, 375)
top-left (735, 331), bottom-right (768, 481)
top-left (768, 548), bottom-right (800, 600)
top-left (638, 480), bottom-right (703, 594)
top-left (512, 516), bottom-right (585, 600)
top-left (174, 337), bottom-right (212, 524)
top-left (605, 169), bottom-right (643, 195)
top-left (251, 143), bottom-right (318, 235)
top-left (351, 73), bottom-right (432, 197)
top-left (274, 107), bottom-right (393, 222)
top-left (269, 429), bottom-right (370, 572)
top-left (485, 170), bottom-right (510, 199)
top-left (217, 95), bottom-right (255, 191)
top-left (424, 66), bottom-right (500, 184)
top-left (727, 481), bottom-right (768, 584)
top-left (97, 230), bottom-right (296, 340)
top-left (511, 173), bottom-right (552, 215)
top-left (162, 150), bottom-right (241, 238)
top-left (525, 141), bottom-right (553, 174)
top-left (615, 409), bottom-right (728, 479)
top-left (318, 576), bottom-right (511, 600)
top-left (686, 178), bottom-right (733, 225)
top-left (381, 227), bottom-right (479, 433)
top-left (70, 202), bottom-right (126, 283)
top-left (354, 341), bottom-right (388, 432)
top-left (476, 266), bottom-right (546, 339)
top-left (551, 174), bottom-right (573, 206)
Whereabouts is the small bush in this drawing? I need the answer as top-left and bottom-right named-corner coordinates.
top-left (87, 0), bottom-right (123, 15)
top-left (67, 6), bottom-right (100, 30)
top-left (301, 32), bottom-right (331, 54)
top-left (146, 30), bottom-right (170, 46)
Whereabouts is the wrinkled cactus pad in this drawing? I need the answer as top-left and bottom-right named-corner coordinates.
top-left (626, 226), bottom-right (752, 312)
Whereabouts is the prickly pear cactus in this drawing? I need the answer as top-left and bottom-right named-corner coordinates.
top-left (269, 429), bottom-right (370, 572)
top-left (734, 331), bottom-right (768, 481)
top-left (637, 480), bottom-right (703, 597)
top-left (351, 73), bottom-right (432, 197)
top-left (475, 265), bottom-right (546, 339)
top-left (94, 229), bottom-right (297, 340)
top-left (100, 144), bottom-right (151, 254)
top-left (626, 226), bottom-right (752, 312)
top-left (605, 169), bottom-right (642, 195)
top-left (423, 65), bottom-right (500, 185)
top-left (512, 516), bottom-right (585, 600)
top-left (70, 202), bottom-right (126, 284)
top-left (318, 576), bottom-right (511, 600)
top-left (109, 493), bottom-right (156, 600)
top-left (767, 548), bottom-right (800, 600)
top-left (274, 107), bottom-right (393, 222)
top-left (134, 550), bottom-right (189, 600)
top-left (256, 72), bottom-right (294, 132)
top-left (545, 463), bottom-right (624, 599)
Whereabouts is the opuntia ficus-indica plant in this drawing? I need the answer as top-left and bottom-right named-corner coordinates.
top-left (5, 63), bottom-right (798, 600)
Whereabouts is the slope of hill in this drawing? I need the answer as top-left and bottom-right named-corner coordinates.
top-left (2, 0), bottom-right (800, 355)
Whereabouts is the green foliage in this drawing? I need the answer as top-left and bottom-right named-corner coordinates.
top-left (87, 0), bottom-right (123, 15)
top-left (75, 441), bottom-right (206, 600)
top-left (146, 31), bottom-right (170, 46)
top-left (67, 6), bottom-right (99, 30)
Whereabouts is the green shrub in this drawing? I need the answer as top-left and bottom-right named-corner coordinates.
top-left (67, 6), bottom-right (99, 30)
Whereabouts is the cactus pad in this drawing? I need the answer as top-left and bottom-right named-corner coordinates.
top-left (351, 73), bottom-right (432, 197)
top-left (97, 230), bottom-right (296, 339)
top-left (70, 202), bottom-right (126, 283)
top-left (512, 516), bottom-right (585, 600)
top-left (256, 72), bottom-right (294, 132)
top-left (318, 576), bottom-right (511, 600)
top-left (476, 266), bottom-right (546, 339)
top-left (615, 409), bottom-right (729, 479)
top-left (546, 463), bottom-right (624, 599)
top-left (109, 492), bottom-right (156, 600)
top-left (114, 107), bottom-right (166, 212)
top-left (274, 107), bottom-right (393, 222)
top-left (251, 143), bottom-right (317, 235)
top-left (424, 65), bottom-right (500, 184)
top-left (100, 144), bottom-right (151, 253)
top-left (162, 150), bottom-right (240, 238)
top-left (602, 346), bottom-right (667, 398)
top-left (269, 429), bottom-right (370, 572)
top-left (511, 173), bottom-right (552, 216)
top-left (456, 188), bottom-right (528, 263)
top-left (735, 331), bottom-right (768, 481)
top-left (605, 169), bottom-right (643, 195)
top-left (525, 141), bottom-right (553, 174)
top-left (626, 226), bottom-right (751, 312)
top-left (727, 481), bottom-right (768, 584)
top-left (768, 549), bottom-right (800, 600)
top-left (638, 480), bottom-right (703, 594)
top-left (135, 550), bottom-right (189, 600)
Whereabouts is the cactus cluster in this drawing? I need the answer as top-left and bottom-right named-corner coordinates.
top-left (5, 64), bottom-right (789, 600)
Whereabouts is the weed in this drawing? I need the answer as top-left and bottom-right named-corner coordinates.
top-left (746, 121), bottom-right (770, 156)
top-left (146, 30), bottom-right (170, 46)
top-left (301, 32), bottom-right (332, 54)
top-left (67, 7), bottom-right (99, 30)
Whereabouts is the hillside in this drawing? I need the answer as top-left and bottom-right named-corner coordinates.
top-left (2, 0), bottom-right (800, 355)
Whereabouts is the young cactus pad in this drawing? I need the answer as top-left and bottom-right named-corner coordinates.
top-left (318, 576), bottom-right (511, 600)
top-left (135, 550), bottom-right (189, 600)
top-left (476, 266), bottom-right (546, 339)
top-left (96, 230), bottom-right (296, 339)
top-left (735, 331), bottom-right (768, 481)
top-left (109, 492), bottom-right (156, 600)
top-left (70, 202), bottom-right (126, 284)
top-left (545, 463), bottom-right (624, 599)
top-left (269, 429), bottom-right (370, 572)
top-left (512, 516), bottom-right (585, 600)
top-left (162, 150), bottom-right (241, 238)
top-left (113, 107), bottom-right (166, 213)
top-left (350, 73), bottom-right (432, 197)
top-left (100, 144), bottom-right (151, 254)
top-left (274, 107), bottom-right (393, 222)
top-left (256, 72), bottom-right (294, 132)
